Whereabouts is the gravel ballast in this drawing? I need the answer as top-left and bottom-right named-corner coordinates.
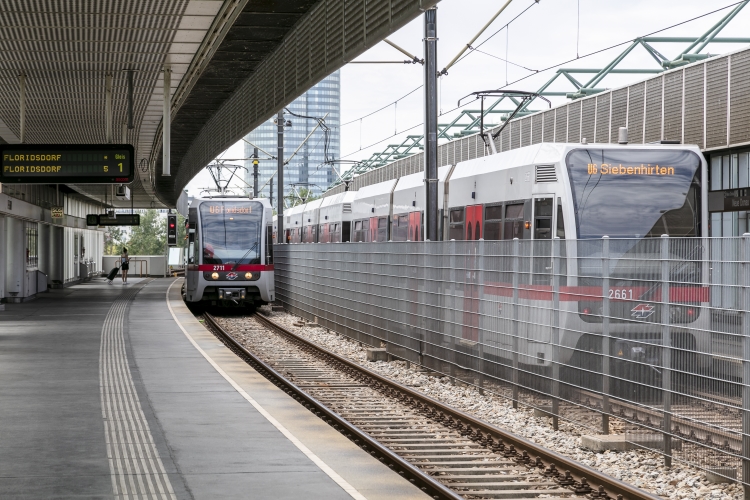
top-left (230, 309), bottom-right (743, 500)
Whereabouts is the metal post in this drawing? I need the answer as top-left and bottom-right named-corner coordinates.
top-left (270, 176), bottom-right (274, 211)
top-left (127, 69), bottom-right (134, 130)
top-left (423, 7), bottom-right (438, 242)
top-left (601, 236), bottom-right (611, 434)
top-left (477, 239), bottom-right (485, 395)
top-left (741, 233), bottom-right (750, 498)
top-left (551, 237), bottom-right (561, 430)
top-left (162, 66), bottom-right (171, 176)
top-left (253, 147), bottom-right (259, 198)
top-left (660, 234), bottom-right (672, 467)
top-left (449, 239), bottom-right (457, 384)
top-left (512, 238), bottom-right (520, 408)
top-left (105, 72), bottom-right (112, 143)
top-left (277, 110), bottom-right (284, 240)
top-left (19, 72), bottom-right (26, 143)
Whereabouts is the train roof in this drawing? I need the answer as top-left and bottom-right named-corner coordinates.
top-left (319, 190), bottom-right (356, 208)
top-left (393, 165), bottom-right (453, 191)
top-left (450, 142), bottom-right (704, 180)
top-left (354, 178), bottom-right (398, 199)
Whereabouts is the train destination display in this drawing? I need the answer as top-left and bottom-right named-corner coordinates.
top-left (0, 144), bottom-right (134, 184)
top-left (86, 214), bottom-right (140, 226)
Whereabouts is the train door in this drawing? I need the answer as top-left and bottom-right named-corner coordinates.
top-left (461, 205), bottom-right (483, 341)
top-left (464, 204), bottom-right (483, 240)
top-left (369, 216), bottom-right (379, 242)
top-left (408, 212), bottom-right (421, 241)
top-left (523, 196), bottom-right (555, 356)
top-left (532, 196), bottom-right (554, 283)
top-left (186, 208), bottom-right (198, 297)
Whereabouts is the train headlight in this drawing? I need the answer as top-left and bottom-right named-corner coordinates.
top-left (211, 272), bottom-right (220, 280)
top-left (245, 272), bottom-right (253, 280)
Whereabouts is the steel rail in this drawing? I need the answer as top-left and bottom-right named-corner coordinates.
top-left (240, 312), bottom-right (659, 500)
top-left (202, 313), bottom-right (463, 500)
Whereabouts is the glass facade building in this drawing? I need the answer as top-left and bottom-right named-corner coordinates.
top-left (708, 149), bottom-right (750, 237)
top-left (244, 71), bottom-right (340, 207)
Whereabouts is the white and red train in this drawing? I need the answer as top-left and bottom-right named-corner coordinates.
top-left (280, 141), bottom-right (710, 369)
top-left (184, 196), bottom-right (275, 308)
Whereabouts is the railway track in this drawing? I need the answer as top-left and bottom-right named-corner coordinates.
top-left (202, 311), bottom-right (658, 500)
top-left (567, 388), bottom-right (742, 457)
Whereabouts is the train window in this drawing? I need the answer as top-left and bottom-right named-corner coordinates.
top-left (266, 226), bottom-right (273, 264)
top-left (535, 198), bottom-right (553, 217)
top-left (556, 204), bottom-right (566, 238)
top-left (378, 217), bottom-right (387, 229)
top-left (199, 201), bottom-right (263, 264)
top-left (448, 208), bottom-right (464, 240)
top-left (505, 203), bottom-right (524, 219)
top-left (188, 238), bottom-right (195, 264)
top-left (485, 205), bottom-right (503, 220)
top-left (484, 221), bottom-right (501, 240)
top-left (354, 221), bottom-right (362, 230)
top-left (503, 203), bottom-right (525, 240)
top-left (392, 214), bottom-right (408, 241)
top-left (484, 205), bottom-right (503, 240)
top-left (566, 149), bottom-right (700, 238)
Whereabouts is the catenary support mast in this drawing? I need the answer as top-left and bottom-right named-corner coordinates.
top-left (424, 8), bottom-right (438, 241)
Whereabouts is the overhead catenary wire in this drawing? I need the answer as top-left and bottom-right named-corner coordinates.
top-left (440, 0), bottom-right (516, 75)
top-left (335, 0), bottom-right (539, 133)
top-left (337, 0), bottom-right (747, 163)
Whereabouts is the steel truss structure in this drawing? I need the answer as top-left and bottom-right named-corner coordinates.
top-left (333, 0), bottom-right (750, 186)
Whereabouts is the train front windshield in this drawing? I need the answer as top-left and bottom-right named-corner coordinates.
top-left (566, 149), bottom-right (701, 239)
top-left (199, 201), bottom-right (262, 265)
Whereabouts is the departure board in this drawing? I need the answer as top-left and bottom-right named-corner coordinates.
top-left (0, 144), bottom-right (135, 184)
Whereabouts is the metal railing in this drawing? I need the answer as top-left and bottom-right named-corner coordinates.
top-left (275, 236), bottom-right (750, 490)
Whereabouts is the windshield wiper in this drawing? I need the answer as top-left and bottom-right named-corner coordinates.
top-left (232, 241), bottom-right (258, 271)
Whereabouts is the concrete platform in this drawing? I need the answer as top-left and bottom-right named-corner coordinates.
top-left (0, 277), bottom-right (427, 499)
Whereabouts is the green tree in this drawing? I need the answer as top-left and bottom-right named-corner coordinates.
top-left (177, 213), bottom-right (187, 248)
top-left (104, 226), bottom-right (126, 255)
top-left (126, 210), bottom-right (166, 255)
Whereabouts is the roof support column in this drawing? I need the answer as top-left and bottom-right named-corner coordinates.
top-left (105, 72), bottom-right (112, 143)
top-left (424, 7), bottom-right (438, 242)
top-left (19, 72), bottom-right (26, 143)
top-left (163, 66), bottom-right (171, 176)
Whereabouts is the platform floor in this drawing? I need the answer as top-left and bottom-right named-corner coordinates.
top-left (0, 277), bottom-right (426, 499)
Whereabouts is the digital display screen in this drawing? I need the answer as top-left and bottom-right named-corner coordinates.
top-left (88, 214), bottom-right (141, 226)
top-left (0, 144), bottom-right (134, 184)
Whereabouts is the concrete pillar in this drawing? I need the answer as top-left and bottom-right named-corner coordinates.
top-left (5, 217), bottom-right (24, 301)
top-left (0, 216), bottom-right (5, 309)
top-left (48, 226), bottom-right (64, 287)
top-left (38, 223), bottom-right (50, 276)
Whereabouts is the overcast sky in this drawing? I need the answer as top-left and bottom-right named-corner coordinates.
top-left (185, 0), bottom-right (750, 196)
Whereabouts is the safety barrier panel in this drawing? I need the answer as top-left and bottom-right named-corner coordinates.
top-left (275, 236), bottom-right (750, 487)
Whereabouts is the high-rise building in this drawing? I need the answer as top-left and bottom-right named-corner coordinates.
top-left (244, 71), bottom-right (340, 207)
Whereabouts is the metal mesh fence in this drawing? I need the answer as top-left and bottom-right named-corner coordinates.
top-left (275, 237), bottom-right (750, 486)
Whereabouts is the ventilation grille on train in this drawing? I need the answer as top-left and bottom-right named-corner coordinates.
top-left (535, 165), bottom-right (557, 183)
top-left (342, 202), bottom-right (352, 213)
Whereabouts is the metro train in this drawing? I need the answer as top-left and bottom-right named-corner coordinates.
top-left (281, 141), bottom-right (710, 371)
top-left (184, 196), bottom-right (275, 308)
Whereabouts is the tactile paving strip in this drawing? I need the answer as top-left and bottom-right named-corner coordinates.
top-left (99, 283), bottom-right (176, 500)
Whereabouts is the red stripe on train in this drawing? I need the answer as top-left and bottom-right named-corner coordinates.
top-left (188, 264), bottom-right (275, 272)
top-left (482, 283), bottom-right (709, 302)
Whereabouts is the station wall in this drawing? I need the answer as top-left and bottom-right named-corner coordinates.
top-left (0, 187), bottom-right (105, 303)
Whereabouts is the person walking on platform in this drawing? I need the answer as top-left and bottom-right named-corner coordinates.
top-left (121, 247), bottom-right (130, 284)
